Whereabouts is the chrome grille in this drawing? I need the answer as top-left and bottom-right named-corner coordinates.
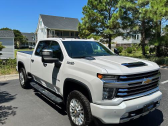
top-left (119, 70), bottom-right (159, 81)
top-left (116, 70), bottom-right (160, 98)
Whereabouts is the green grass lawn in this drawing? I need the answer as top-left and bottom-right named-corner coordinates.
top-left (121, 50), bottom-right (143, 58)
top-left (15, 49), bottom-right (34, 58)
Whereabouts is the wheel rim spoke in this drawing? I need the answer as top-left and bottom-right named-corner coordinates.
top-left (70, 98), bottom-right (84, 125)
top-left (19, 72), bottom-right (24, 85)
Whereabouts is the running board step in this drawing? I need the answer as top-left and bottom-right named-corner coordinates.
top-left (30, 82), bottom-right (63, 104)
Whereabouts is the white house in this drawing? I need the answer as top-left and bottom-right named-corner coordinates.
top-left (22, 33), bottom-right (36, 46)
top-left (0, 30), bottom-right (15, 59)
top-left (113, 34), bottom-right (141, 47)
top-left (35, 14), bottom-right (80, 42)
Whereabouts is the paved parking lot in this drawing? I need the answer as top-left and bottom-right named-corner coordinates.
top-left (0, 69), bottom-right (168, 126)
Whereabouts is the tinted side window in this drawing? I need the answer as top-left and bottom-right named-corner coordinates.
top-left (49, 41), bottom-right (63, 61)
top-left (35, 41), bottom-right (51, 56)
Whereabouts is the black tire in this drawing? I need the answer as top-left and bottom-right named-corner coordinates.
top-left (67, 90), bottom-right (92, 126)
top-left (19, 67), bottom-right (29, 89)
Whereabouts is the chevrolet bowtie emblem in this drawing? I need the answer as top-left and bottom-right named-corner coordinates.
top-left (143, 78), bottom-right (152, 84)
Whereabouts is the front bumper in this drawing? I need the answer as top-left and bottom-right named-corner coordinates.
top-left (91, 91), bottom-right (162, 124)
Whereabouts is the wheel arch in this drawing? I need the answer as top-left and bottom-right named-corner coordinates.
top-left (63, 78), bottom-right (93, 104)
top-left (18, 61), bottom-right (26, 72)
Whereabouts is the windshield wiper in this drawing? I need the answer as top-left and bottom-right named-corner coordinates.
top-left (72, 56), bottom-right (96, 60)
top-left (72, 56), bottom-right (88, 58)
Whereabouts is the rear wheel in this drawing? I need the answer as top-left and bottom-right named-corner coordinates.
top-left (67, 90), bottom-right (92, 126)
top-left (19, 68), bottom-right (29, 89)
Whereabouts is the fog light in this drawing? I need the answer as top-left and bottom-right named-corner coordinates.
top-left (121, 113), bottom-right (129, 119)
top-left (103, 87), bottom-right (116, 100)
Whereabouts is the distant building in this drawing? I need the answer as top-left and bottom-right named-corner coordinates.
top-left (22, 33), bottom-right (36, 46)
top-left (0, 30), bottom-right (15, 59)
top-left (35, 14), bottom-right (80, 42)
top-left (113, 34), bottom-right (141, 47)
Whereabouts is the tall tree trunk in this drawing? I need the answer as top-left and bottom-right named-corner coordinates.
top-left (108, 35), bottom-right (112, 49)
top-left (141, 20), bottom-right (146, 56)
top-left (156, 20), bottom-right (162, 57)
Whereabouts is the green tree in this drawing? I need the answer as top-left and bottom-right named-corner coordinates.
top-left (117, 0), bottom-right (155, 56)
top-left (0, 27), bottom-right (12, 30)
top-left (163, 25), bottom-right (168, 34)
top-left (0, 42), bottom-right (5, 56)
top-left (79, 0), bottom-right (122, 49)
top-left (13, 29), bottom-right (26, 47)
top-left (147, 0), bottom-right (168, 56)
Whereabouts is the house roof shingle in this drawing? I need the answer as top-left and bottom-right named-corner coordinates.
top-left (22, 33), bottom-right (35, 42)
top-left (40, 14), bottom-right (79, 31)
top-left (0, 30), bottom-right (15, 38)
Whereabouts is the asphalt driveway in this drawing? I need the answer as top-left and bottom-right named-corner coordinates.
top-left (0, 68), bottom-right (168, 126)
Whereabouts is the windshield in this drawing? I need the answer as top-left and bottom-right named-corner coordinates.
top-left (62, 41), bottom-right (114, 58)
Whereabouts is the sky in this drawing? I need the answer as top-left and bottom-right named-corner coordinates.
top-left (0, 0), bottom-right (87, 33)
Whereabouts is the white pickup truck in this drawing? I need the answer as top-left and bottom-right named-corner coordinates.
top-left (17, 38), bottom-right (162, 126)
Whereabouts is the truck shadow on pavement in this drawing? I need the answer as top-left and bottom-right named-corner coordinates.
top-left (0, 82), bottom-right (8, 86)
top-left (91, 109), bottom-right (163, 126)
top-left (34, 91), bottom-right (67, 116)
top-left (0, 91), bottom-right (17, 104)
top-left (0, 91), bottom-right (18, 125)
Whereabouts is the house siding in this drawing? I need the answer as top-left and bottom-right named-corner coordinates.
top-left (112, 34), bottom-right (141, 44)
top-left (0, 38), bottom-right (14, 59)
top-left (36, 17), bottom-right (47, 42)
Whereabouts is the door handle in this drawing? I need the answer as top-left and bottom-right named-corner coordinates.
top-left (31, 59), bottom-right (34, 63)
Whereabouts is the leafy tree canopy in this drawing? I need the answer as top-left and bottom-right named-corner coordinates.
top-left (0, 27), bottom-right (12, 30)
top-left (79, 0), bottom-right (122, 49)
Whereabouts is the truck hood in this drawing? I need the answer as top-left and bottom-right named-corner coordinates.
top-left (79, 56), bottom-right (159, 75)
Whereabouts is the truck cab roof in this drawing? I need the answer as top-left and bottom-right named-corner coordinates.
top-left (38, 38), bottom-right (95, 42)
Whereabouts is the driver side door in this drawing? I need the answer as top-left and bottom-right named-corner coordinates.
top-left (31, 40), bottom-right (52, 87)
top-left (41, 40), bottom-right (64, 93)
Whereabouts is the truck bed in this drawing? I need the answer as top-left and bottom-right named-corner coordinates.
top-left (18, 51), bottom-right (33, 55)
top-left (17, 51), bottom-right (33, 73)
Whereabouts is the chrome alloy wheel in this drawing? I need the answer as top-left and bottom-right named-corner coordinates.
top-left (70, 99), bottom-right (84, 126)
top-left (19, 71), bottom-right (24, 85)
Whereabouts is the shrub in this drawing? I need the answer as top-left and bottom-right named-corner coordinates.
top-left (0, 42), bottom-right (5, 55)
top-left (137, 47), bottom-right (141, 51)
top-left (0, 59), bottom-right (17, 75)
top-left (153, 57), bottom-right (168, 65)
top-left (126, 47), bottom-right (133, 54)
top-left (149, 47), bottom-right (155, 54)
top-left (0, 42), bottom-right (5, 51)
top-left (145, 45), bottom-right (150, 53)
top-left (116, 47), bottom-right (123, 53)
top-left (132, 44), bottom-right (139, 51)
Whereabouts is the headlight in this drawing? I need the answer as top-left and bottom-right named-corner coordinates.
top-left (97, 73), bottom-right (118, 100)
top-left (97, 73), bottom-right (118, 80)
top-left (103, 87), bottom-right (116, 100)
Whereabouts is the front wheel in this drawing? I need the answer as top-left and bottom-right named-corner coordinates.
top-left (19, 68), bottom-right (29, 89)
top-left (67, 90), bottom-right (92, 126)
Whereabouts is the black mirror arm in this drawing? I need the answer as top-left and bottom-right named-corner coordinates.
top-left (55, 61), bottom-right (62, 68)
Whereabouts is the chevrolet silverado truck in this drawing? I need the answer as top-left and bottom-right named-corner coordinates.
top-left (17, 38), bottom-right (162, 126)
